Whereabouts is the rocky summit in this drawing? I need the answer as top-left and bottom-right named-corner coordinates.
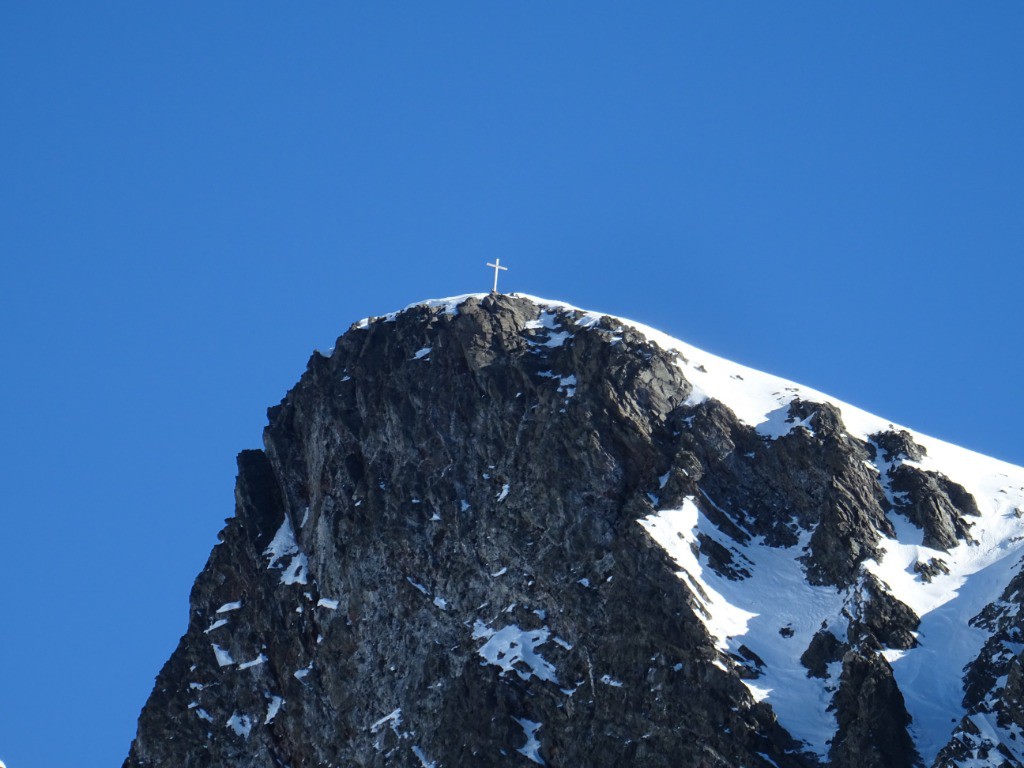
top-left (124, 294), bottom-right (1024, 768)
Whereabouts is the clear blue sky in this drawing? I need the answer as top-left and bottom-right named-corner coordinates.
top-left (2, 4), bottom-right (1023, 766)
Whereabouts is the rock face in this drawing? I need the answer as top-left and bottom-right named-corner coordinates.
top-left (124, 294), bottom-right (1024, 768)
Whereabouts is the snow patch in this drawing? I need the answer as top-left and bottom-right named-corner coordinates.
top-left (239, 653), bottom-right (267, 670)
top-left (264, 695), bottom-right (284, 724)
top-left (406, 577), bottom-right (429, 595)
top-left (757, 405), bottom-right (816, 440)
top-left (226, 712), bottom-right (252, 738)
top-left (370, 708), bottom-right (403, 733)
top-left (473, 621), bottom-right (558, 683)
top-left (513, 718), bottom-right (545, 765)
top-left (264, 516), bottom-right (309, 585)
top-left (411, 745), bottom-right (436, 768)
top-left (264, 518), bottom-right (299, 567)
top-left (211, 644), bottom-right (235, 667)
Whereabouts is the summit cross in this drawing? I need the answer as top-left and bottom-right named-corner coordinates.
top-left (486, 258), bottom-right (508, 294)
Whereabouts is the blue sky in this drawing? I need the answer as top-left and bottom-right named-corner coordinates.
top-left (2, 4), bottom-right (1023, 766)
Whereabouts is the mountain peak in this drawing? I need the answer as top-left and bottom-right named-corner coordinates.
top-left (125, 295), bottom-right (1024, 767)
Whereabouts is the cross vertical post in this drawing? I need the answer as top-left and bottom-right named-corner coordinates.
top-left (486, 259), bottom-right (508, 294)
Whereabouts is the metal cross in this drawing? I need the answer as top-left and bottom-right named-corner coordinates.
top-left (486, 258), bottom-right (508, 294)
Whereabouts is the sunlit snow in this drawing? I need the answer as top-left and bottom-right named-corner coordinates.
top-left (473, 621), bottom-right (558, 683)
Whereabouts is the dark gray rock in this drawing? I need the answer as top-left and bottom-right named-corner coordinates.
top-left (912, 557), bottom-right (950, 583)
top-left (888, 466), bottom-right (978, 550)
top-left (848, 575), bottom-right (920, 652)
top-left (801, 629), bottom-right (848, 679)
top-left (872, 430), bottom-right (927, 464)
top-left (869, 429), bottom-right (980, 552)
top-left (829, 651), bottom-right (920, 768)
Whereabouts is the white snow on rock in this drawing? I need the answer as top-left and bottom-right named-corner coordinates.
top-left (264, 517), bottom-right (299, 567)
top-left (513, 718), bottom-right (545, 765)
top-left (317, 598), bottom-right (339, 610)
top-left (264, 695), bottom-right (284, 724)
top-left (264, 516), bottom-right (309, 586)
top-left (238, 653), bottom-right (267, 670)
top-left (411, 745), bottom-right (437, 768)
top-left (264, 520), bottom-right (307, 585)
top-left (280, 554), bottom-right (308, 585)
top-left (369, 708), bottom-right (402, 734)
top-left (204, 619), bottom-right (228, 634)
top-left (211, 643), bottom-right (235, 667)
top-left (412, 346), bottom-right (432, 360)
top-left (636, 421), bottom-right (1024, 758)
top-left (216, 601), bottom-right (242, 614)
top-left (406, 576), bottom-right (429, 595)
top-left (524, 311), bottom-right (572, 348)
top-left (640, 498), bottom-right (847, 756)
top-left (536, 370), bottom-right (577, 400)
top-left (473, 621), bottom-right (558, 683)
top-left (226, 712), bottom-right (253, 738)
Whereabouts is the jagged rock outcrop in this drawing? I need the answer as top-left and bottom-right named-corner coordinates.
top-left (829, 651), bottom-right (919, 768)
top-left (869, 429), bottom-right (979, 551)
top-left (124, 294), bottom-right (1024, 768)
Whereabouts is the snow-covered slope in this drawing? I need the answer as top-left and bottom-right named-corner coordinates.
top-left (589, 298), bottom-right (1019, 762)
